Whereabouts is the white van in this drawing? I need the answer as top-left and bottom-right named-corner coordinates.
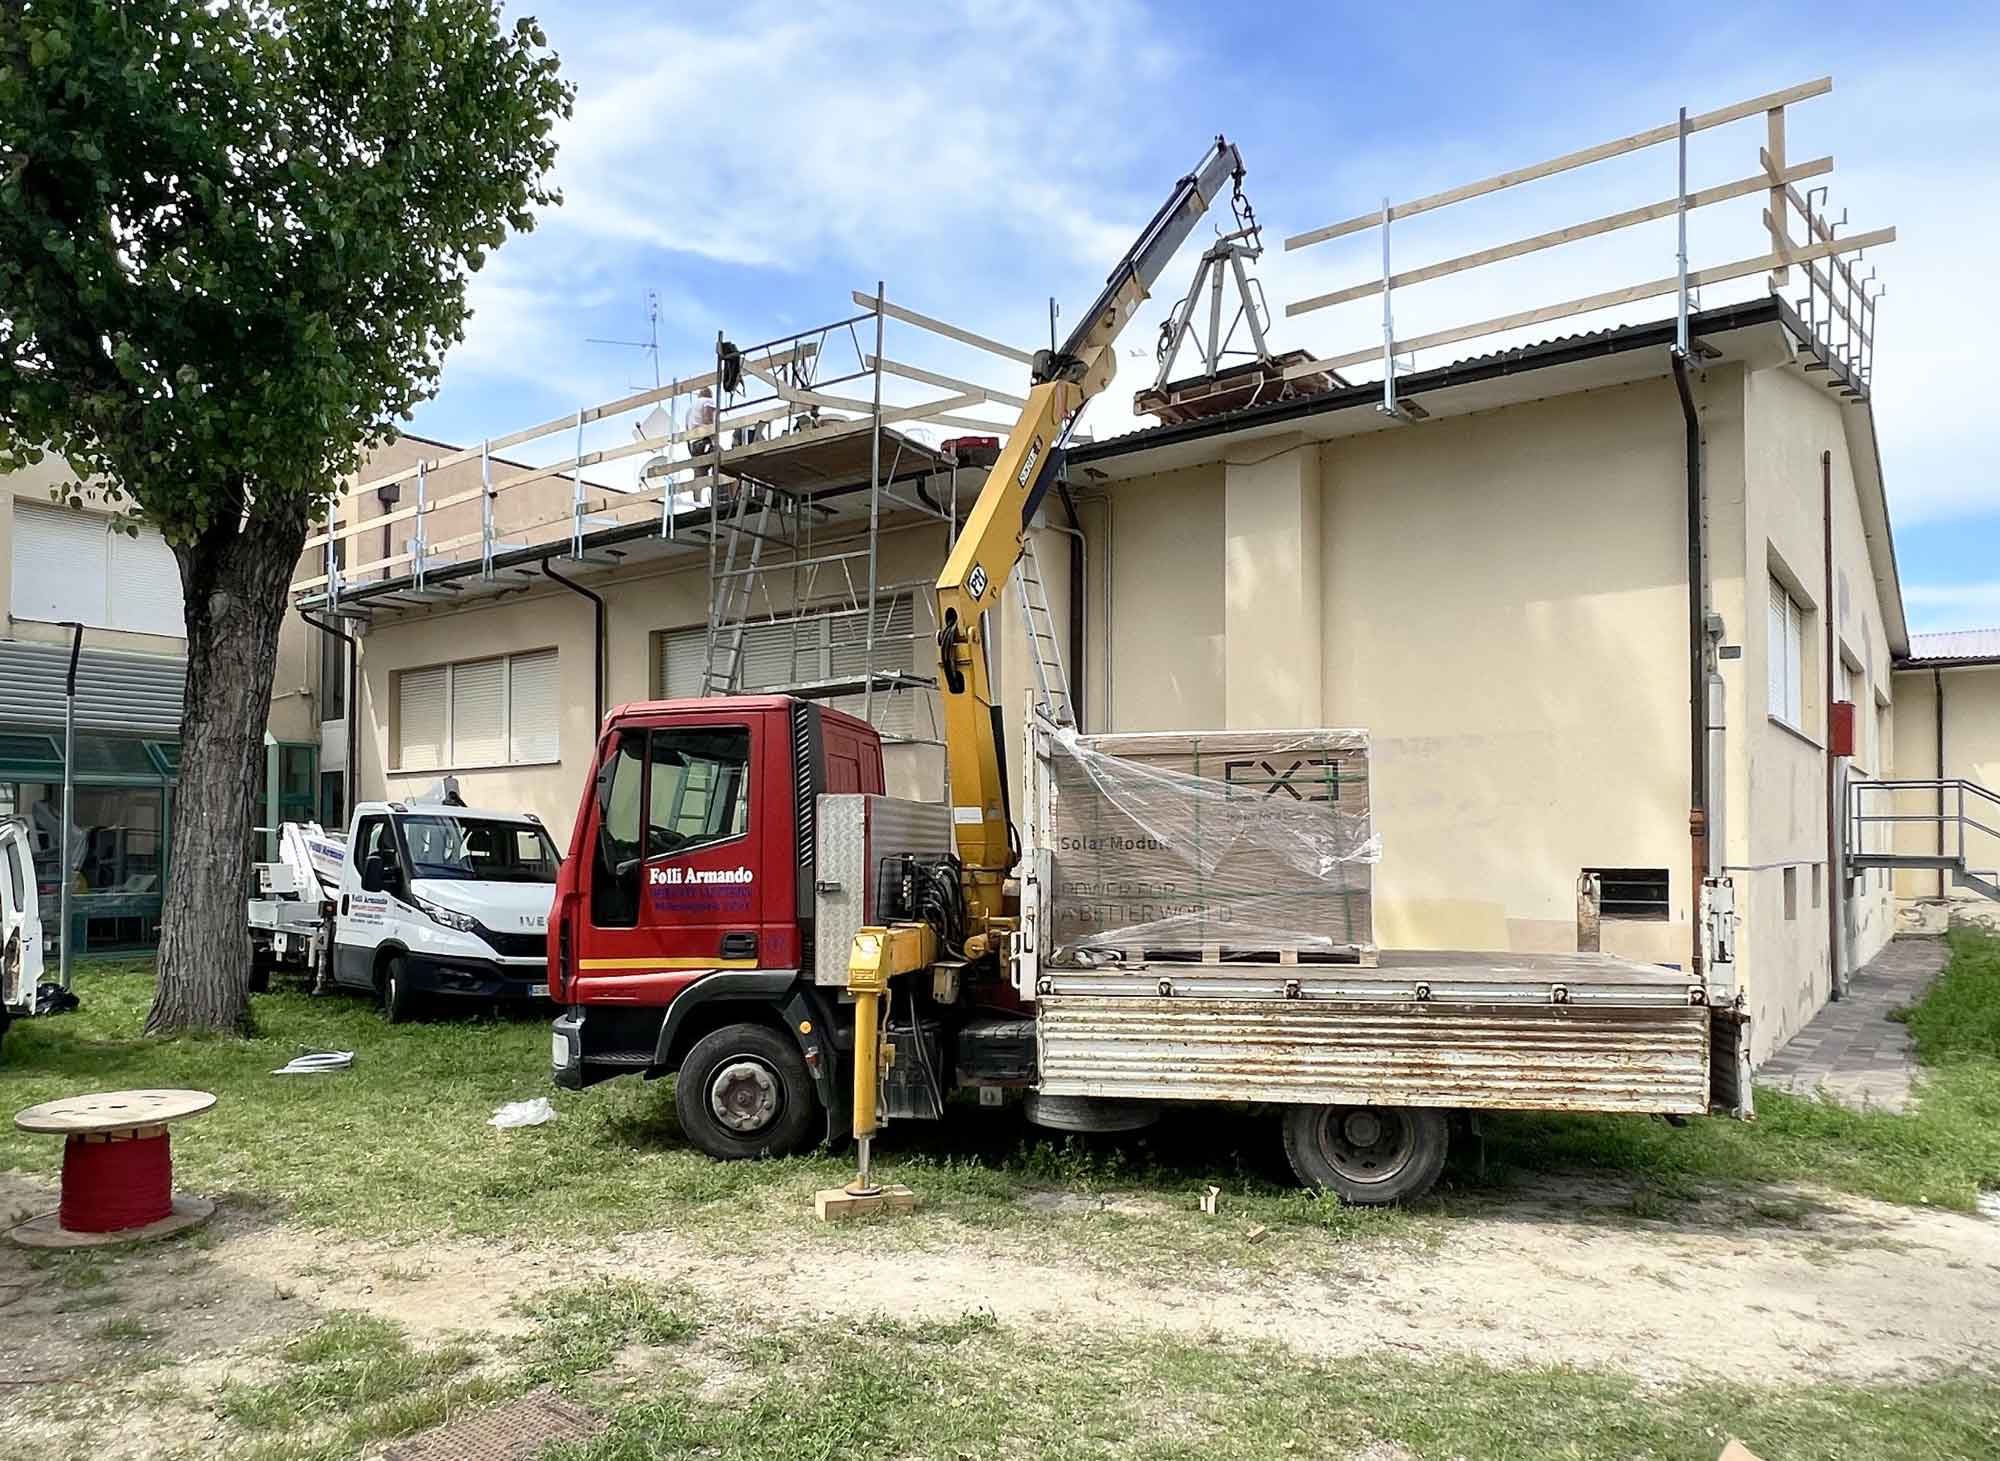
top-left (253, 797), bottom-right (561, 1021)
top-left (0, 818), bottom-right (45, 1045)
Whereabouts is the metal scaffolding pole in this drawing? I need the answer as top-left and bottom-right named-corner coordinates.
top-left (862, 282), bottom-right (885, 724)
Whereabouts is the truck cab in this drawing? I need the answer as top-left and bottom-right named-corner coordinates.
top-left (324, 798), bottom-right (561, 1020)
top-left (549, 696), bottom-right (917, 1157)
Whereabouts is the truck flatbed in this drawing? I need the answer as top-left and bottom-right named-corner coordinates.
top-left (1032, 950), bottom-right (1711, 1116)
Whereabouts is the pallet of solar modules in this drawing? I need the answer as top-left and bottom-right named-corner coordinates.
top-left (1025, 717), bottom-right (1379, 977)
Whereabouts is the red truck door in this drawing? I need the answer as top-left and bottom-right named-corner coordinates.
top-left (572, 707), bottom-right (789, 1004)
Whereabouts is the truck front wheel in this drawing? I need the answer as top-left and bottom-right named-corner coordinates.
top-left (381, 955), bottom-right (423, 1024)
top-left (1282, 1104), bottom-right (1448, 1206)
top-left (675, 1023), bottom-right (815, 1160)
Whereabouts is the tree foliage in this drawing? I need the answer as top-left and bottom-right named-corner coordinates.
top-left (0, 0), bottom-right (572, 538)
top-left (0, 0), bottom-right (571, 1034)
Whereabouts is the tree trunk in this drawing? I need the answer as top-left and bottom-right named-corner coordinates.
top-left (146, 505), bottom-right (311, 1036)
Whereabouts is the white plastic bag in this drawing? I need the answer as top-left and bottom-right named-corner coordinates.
top-left (489, 1097), bottom-right (558, 1129)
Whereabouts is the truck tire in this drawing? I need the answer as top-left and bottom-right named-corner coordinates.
top-left (1282, 1104), bottom-right (1448, 1206)
top-left (380, 955), bottom-right (422, 1024)
top-left (675, 1022), bottom-right (815, 1161)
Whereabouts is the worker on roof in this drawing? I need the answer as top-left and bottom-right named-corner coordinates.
top-left (689, 386), bottom-right (717, 456)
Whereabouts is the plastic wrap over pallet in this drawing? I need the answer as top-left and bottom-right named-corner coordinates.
top-left (1045, 727), bottom-right (1378, 964)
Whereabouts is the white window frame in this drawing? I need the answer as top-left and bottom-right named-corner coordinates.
top-left (1767, 576), bottom-right (1809, 733)
top-left (394, 649), bottom-right (559, 772)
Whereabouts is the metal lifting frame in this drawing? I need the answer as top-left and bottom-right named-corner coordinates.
top-left (1151, 228), bottom-right (1273, 390)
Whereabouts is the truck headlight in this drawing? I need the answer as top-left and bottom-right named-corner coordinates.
top-left (415, 895), bottom-right (477, 933)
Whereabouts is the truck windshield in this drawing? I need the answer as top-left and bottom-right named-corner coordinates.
top-left (397, 816), bottom-right (559, 883)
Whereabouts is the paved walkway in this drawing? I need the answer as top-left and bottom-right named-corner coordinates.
top-left (1757, 937), bottom-right (1949, 1113)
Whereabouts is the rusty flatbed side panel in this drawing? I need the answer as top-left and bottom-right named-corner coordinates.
top-left (1035, 997), bottom-right (1710, 1115)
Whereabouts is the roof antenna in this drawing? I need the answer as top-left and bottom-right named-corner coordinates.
top-left (587, 289), bottom-right (663, 389)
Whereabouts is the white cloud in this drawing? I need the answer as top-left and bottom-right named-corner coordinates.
top-left (543, 0), bottom-right (1162, 288)
top-left (1903, 582), bottom-right (2000, 633)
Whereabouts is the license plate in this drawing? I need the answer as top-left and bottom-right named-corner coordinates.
top-left (528, 983), bottom-right (550, 998)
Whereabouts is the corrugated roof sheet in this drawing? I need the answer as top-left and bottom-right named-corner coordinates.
top-left (1907, 629), bottom-right (2000, 663)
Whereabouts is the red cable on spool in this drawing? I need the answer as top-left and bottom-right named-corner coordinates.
top-left (59, 1132), bottom-right (174, 1233)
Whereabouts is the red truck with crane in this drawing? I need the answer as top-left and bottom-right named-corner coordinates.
top-left (545, 139), bottom-right (1732, 1210)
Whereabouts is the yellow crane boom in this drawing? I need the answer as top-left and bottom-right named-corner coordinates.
top-left (832, 138), bottom-right (1249, 1210)
top-left (935, 136), bottom-right (1248, 929)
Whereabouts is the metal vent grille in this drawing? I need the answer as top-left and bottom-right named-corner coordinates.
top-left (792, 699), bottom-right (816, 867)
top-left (383, 1388), bottom-right (599, 1461)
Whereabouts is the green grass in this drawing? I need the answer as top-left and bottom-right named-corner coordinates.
top-left (0, 961), bottom-right (1423, 1263)
top-left (1481, 929), bottom-right (2000, 1211)
top-left (5, 934), bottom-right (1995, 1261)
top-left (212, 1311), bottom-right (503, 1460)
top-left (544, 1295), bottom-right (2000, 1461)
top-left (181, 1281), bottom-right (2000, 1461)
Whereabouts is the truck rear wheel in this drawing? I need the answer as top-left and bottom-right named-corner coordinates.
top-left (1282, 1104), bottom-right (1448, 1206)
top-left (675, 1023), bottom-right (815, 1161)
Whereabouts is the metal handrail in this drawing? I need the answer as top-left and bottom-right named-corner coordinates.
top-left (1847, 777), bottom-right (2000, 871)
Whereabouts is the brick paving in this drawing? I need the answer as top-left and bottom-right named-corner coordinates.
top-left (1757, 937), bottom-right (1950, 1113)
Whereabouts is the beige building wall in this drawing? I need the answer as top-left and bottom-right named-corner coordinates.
top-left (1734, 365), bottom-right (1898, 1056)
top-left (1097, 381), bottom-right (1692, 969)
top-left (1093, 361), bottom-right (1903, 1065)
top-left (1890, 663), bottom-right (2000, 920)
top-left (332, 356), bottom-right (1908, 1067)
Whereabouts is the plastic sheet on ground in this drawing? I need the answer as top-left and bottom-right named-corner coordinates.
top-left (489, 1097), bottom-right (558, 1128)
top-left (1045, 726), bottom-right (1377, 963)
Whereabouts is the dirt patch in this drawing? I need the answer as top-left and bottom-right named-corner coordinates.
top-left (206, 1174), bottom-right (2000, 1388)
top-left (4, 1169), bottom-right (1998, 1459)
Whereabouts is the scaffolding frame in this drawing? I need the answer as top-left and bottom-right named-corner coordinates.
top-left (291, 286), bottom-right (1029, 747)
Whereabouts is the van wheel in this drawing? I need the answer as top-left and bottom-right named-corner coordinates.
top-left (675, 1023), bottom-right (815, 1160)
top-left (381, 956), bottom-right (421, 1024)
top-left (1282, 1104), bottom-right (1448, 1206)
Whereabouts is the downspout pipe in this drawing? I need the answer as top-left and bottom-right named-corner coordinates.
top-left (1823, 449), bottom-right (1844, 1001)
top-left (542, 561), bottom-right (606, 727)
top-left (299, 608), bottom-right (360, 821)
top-left (1056, 478), bottom-right (1088, 731)
top-left (1670, 349), bottom-right (1707, 983)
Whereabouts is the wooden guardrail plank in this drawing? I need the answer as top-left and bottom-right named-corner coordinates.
top-left (1287, 157), bottom-right (1832, 318)
top-left (1284, 77), bottom-right (1833, 251)
top-left (850, 291), bottom-right (1033, 365)
top-left (1284, 225), bottom-right (1895, 380)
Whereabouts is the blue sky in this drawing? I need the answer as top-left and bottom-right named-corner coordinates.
top-left (408, 0), bottom-right (2000, 634)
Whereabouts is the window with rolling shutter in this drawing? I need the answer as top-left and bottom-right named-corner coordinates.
top-left (450, 659), bottom-right (507, 765)
top-left (398, 666), bottom-right (448, 771)
top-left (656, 629), bottom-right (705, 699)
top-left (395, 651), bottom-right (560, 770)
top-left (10, 503), bottom-right (185, 636)
top-left (649, 601), bottom-right (936, 741)
top-left (108, 524), bottom-right (185, 635)
top-left (508, 650), bottom-right (560, 762)
top-left (1767, 577), bottom-right (1808, 732)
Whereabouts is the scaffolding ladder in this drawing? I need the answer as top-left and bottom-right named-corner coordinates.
top-left (702, 479), bottom-right (781, 695)
top-left (1014, 534), bottom-right (1074, 729)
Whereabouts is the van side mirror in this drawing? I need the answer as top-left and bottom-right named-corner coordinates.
top-left (361, 851), bottom-right (402, 895)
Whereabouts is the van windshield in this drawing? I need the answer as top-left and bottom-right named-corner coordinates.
top-left (397, 816), bottom-right (559, 883)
